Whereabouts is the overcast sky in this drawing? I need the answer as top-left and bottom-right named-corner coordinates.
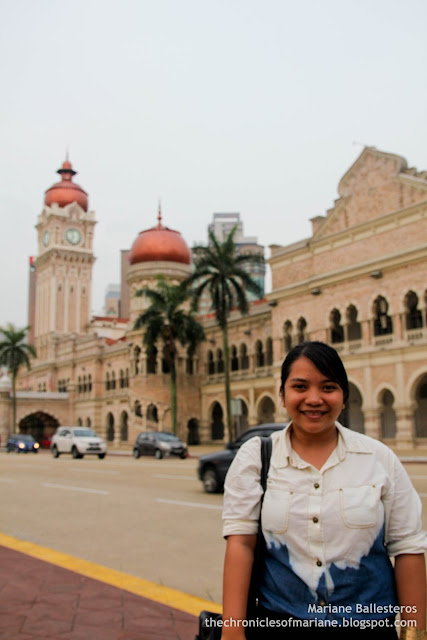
top-left (1, 0), bottom-right (426, 328)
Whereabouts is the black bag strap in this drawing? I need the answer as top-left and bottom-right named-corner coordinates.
top-left (247, 435), bottom-right (272, 615)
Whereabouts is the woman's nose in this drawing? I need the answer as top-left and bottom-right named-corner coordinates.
top-left (305, 388), bottom-right (322, 404)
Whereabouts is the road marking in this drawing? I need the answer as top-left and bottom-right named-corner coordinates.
top-left (0, 532), bottom-right (222, 617)
top-left (156, 498), bottom-right (222, 510)
top-left (70, 469), bottom-right (120, 475)
top-left (43, 483), bottom-right (109, 495)
top-left (418, 493), bottom-right (427, 498)
top-left (152, 474), bottom-right (195, 480)
top-left (409, 475), bottom-right (427, 480)
top-left (0, 478), bottom-right (16, 483)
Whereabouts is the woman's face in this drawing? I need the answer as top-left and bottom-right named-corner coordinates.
top-left (281, 356), bottom-right (344, 437)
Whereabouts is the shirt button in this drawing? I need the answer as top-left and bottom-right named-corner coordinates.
top-left (313, 516), bottom-right (319, 523)
top-left (314, 482), bottom-right (320, 489)
top-left (316, 559), bottom-right (322, 567)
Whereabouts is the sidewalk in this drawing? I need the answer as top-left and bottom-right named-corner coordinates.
top-left (0, 543), bottom-right (201, 640)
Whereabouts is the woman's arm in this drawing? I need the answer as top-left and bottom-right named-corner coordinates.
top-left (394, 553), bottom-right (426, 629)
top-left (222, 534), bottom-right (257, 640)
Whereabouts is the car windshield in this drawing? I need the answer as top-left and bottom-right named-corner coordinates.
top-left (73, 429), bottom-right (97, 437)
top-left (157, 433), bottom-right (180, 442)
top-left (16, 435), bottom-right (34, 442)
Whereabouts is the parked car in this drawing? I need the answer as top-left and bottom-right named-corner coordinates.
top-left (40, 435), bottom-right (52, 449)
top-left (197, 423), bottom-right (287, 493)
top-left (6, 434), bottom-right (40, 453)
top-left (133, 431), bottom-right (187, 459)
top-left (51, 427), bottom-right (107, 459)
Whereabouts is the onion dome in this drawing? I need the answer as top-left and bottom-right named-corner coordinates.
top-left (128, 205), bottom-right (191, 266)
top-left (44, 158), bottom-right (89, 211)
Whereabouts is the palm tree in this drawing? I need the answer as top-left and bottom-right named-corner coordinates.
top-left (133, 276), bottom-right (205, 434)
top-left (184, 227), bottom-right (265, 443)
top-left (0, 324), bottom-right (37, 433)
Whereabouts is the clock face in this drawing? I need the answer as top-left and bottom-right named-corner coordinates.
top-left (42, 230), bottom-right (50, 247)
top-left (65, 228), bottom-right (82, 246)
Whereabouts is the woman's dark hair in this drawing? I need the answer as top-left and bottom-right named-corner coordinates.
top-left (280, 341), bottom-right (349, 403)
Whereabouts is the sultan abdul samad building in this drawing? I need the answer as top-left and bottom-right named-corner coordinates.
top-left (1, 146), bottom-right (427, 449)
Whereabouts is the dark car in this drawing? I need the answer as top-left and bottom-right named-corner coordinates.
top-left (133, 431), bottom-right (188, 460)
top-left (197, 423), bottom-right (287, 493)
top-left (6, 434), bottom-right (40, 453)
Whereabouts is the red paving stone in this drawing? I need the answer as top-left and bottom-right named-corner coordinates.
top-left (0, 546), bottom-right (199, 639)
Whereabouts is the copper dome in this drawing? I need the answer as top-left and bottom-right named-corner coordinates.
top-left (44, 159), bottom-right (89, 212)
top-left (129, 208), bottom-right (191, 266)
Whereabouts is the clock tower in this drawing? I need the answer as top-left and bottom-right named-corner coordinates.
top-left (32, 158), bottom-right (97, 356)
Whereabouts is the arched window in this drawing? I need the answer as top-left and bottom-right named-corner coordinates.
top-left (284, 320), bottom-right (293, 352)
top-left (120, 411), bottom-right (128, 441)
top-left (83, 375), bottom-right (87, 393)
top-left (240, 343), bottom-right (249, 370)
top-left (147, 346), bottom-right (157, 374)
top-left (111, 371), bottom-right (116, 389)
top-left (330, 309), bottom-right (344, 344)
top-left (373, 296), bottom-right (393, 336)
top-left (186, 346), bottom-right (194, 375)
top-left (297, 317), bottom-right (307, 344)
top-left (88, 374), bottom-right (92, 392)
top-left (231, 346), bottom-right (239, 371)
top-left (77, 417), bottom-right (83, 426)
top-left (380, 390), bottom-right (396, 438)
top-left (415, 375), bottom-right (427, 438)
top-left (106, 413), bottom-right (115, 442)
top-left (255, 340), bottom-right (264, 368)
top-left (257, 397), bottom-right (275, 424)
top-left (133, 346), bottom-right (141, 375)
top-left (346, 304), bottom-right (361, 341)
top-left (119, 369), bottom-right (124, 388)
top-left (105, 372), bottom-right (110, 391)
top-left (211, 402), bottom-right (224, 440)
top-left (339, 383), bottom-right (365, 433)
top-left (207, 350), bottom-right (215, 375)
top-left (147, 403), bottom-right (158, 423)
top-left (134, 400), bottom-right (142, 417)
top-left (404, 290), bottom-right (423, 330)
top-left (86, 417), bottom-right (91, 428)
top-left (162, 345), bottom-right (171, 374)
top-left (266, 337), bottom-right (273, 366)
top-left (125, 368), bottom-right (129, 387)
top-left (216, 349), bottom-right (224, 374)
top-left (78, 376), bottom-right (82, 393)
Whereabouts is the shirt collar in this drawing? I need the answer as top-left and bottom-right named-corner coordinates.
top-left (274, 421), bottom-right (373, 469)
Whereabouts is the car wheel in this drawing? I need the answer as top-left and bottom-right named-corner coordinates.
top-left (52, 446), bottom-right (60, 458)
top-left (180, 452), bottom-right (187, 459)
top-left (154, 449), bottom-right (163, 460)
top-left (98, 453), bottom-right (106, 459)
top-left (202, 468), bottom-right (219, 493)
top-left (133, 449), bottom-right (141, 459)
top-left (72, 446), bottom-right (82, 459)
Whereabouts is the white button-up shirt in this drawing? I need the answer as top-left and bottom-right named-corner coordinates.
top-left (223, 423), bottom-right (426, 619)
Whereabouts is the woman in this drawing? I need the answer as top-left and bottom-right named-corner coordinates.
top-left (222, 341), bottom-right (426, 639)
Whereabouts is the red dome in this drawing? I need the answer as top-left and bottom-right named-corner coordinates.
top-left (44, 159), bottom-right (89, 212)
top-left (129, 208), bottom-right (191, 266)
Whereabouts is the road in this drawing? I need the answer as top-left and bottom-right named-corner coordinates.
top-left (1, 450), bottom-right (427, 606)
top-left (0, 450), bottom-right (225, 604)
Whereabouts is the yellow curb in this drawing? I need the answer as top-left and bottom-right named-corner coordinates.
top-left (0, 532), bottom-right (222, 617)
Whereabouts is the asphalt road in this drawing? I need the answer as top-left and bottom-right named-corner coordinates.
top-left (2, 450), bottom-right (427, 606)
top-left (0, 450), bottom-right (225, 605)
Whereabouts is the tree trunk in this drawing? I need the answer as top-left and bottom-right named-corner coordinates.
top-left (12, 374), bottom-right (17, 433)
top-left (222, 325), bottom-right (234, 443)
top-left (170, 360), bottom-right (177, 435)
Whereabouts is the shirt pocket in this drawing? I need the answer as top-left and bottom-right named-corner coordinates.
top-left (340, 485), bottom-right (378, 528)
top-left (261, 489), bottom-right (293, 534)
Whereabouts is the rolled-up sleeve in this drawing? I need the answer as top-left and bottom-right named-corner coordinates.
top-left (222, 437), bottom-right (264, 538)
top-left (384, 452), bottom-right (427, 556)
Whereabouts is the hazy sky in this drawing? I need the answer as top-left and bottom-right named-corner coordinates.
top-left (1, 0), bottom-right (426, 328)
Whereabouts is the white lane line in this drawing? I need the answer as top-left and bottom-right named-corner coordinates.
top-left (156, 498), bottom-right (222, 510)
top-left (43, 483), bottom-right (109, 495)
top-left (0, 478), bottom-right (16, 483)
top-left (418, 493), bottom-right (427, 498)
top-left (70, 469), bottom-right (119, 475)
top-left (410, 475), bottom-right (427, 480)
top-left (152, 474), bottom-right (196, 480)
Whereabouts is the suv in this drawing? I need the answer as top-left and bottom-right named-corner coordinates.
top-left (197, 423), bottom-right (287, 493)
top-left (133, 431), bottom-right (187, 459)
top-left (6, 434), bottom-right (40, 453)
top-left (51, 427), bottom-right (107, 459)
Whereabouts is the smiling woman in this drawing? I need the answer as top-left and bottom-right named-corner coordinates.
top-left (221, 342), bottom-right (426, 639)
